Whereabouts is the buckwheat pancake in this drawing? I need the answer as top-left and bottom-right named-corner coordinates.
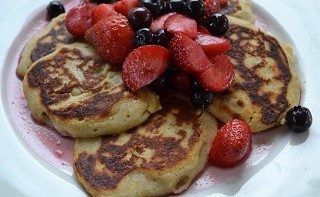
top-left (23, 42), bottom-right (161, 138)
top-left (221, 0), bottom-right (255, 24)
top-left (207, 16), bottom-right (301, 133)
top-left (73, 93), bottom-right (218, 197)
top-left (17, 13), bottom-right (74, 78)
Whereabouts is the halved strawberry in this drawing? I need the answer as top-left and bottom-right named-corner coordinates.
top-left (85, 14), bottom-right (135, 65)
top-left (218, 0), bottom-right (229, 7)
top-left (196, 54), bottom-right (234, 92)
top-left (195, 32), bottom-right (232, 57)
top-left (209, 119), bottom-right (252, 168)
top-left (164, 14), bottom-right (197, 38)
top-left (150, 12), bottom-right (176, 32)
top-left (92, 4), bottom-right (117, 25)
top-left (112, 0), bottom-right (140, 17)
top-left (204, 0), bottom-right (221, 16)
top-left (66, 3), bottom-right (95, 38)
top-left (197, 25), bottom-right (210, 34)
top-left (169, 32), bottom-right (211, 74)
top-left (122, 45), bottom-right (170, 92)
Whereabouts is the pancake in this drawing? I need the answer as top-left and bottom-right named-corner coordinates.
top-left (17, 13), bottom-right (74, 78)
top-left (221, 0), bottom-right (255, 24)
top-left (23, 42), bottom-right (161, 138)
top-left (73, 93), bottom-right (218, 197)
top-left (206, 16), bottom-right (301, 133)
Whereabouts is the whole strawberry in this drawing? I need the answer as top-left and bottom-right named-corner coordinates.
top-left (209, 119), bottom-right (252, 168)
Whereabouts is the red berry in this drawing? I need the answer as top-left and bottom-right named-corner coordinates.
top-left (85, 14), bottom-right (135, 65)
top-left (209, 119), bottom-right (252, 168)
top-left (169, 32), bottom-right (211, 74)
top-left (122, 45), bottom-right (170, 92)
top-left (164, 14), bottom-right (198, 38)
top-left (150, 12), bottom-right (176, 32)
top-left (196, 54), bottom-right (234, 92)
top-left (218, 0), bottom-right (229, 7)
top-left (112, 0), bottom-right (140, 17)
top-left (204, 0), bottom-right (221, 16)
top-left (195, 32), bottom-right (231, 57)
top-left (66, 3), bottom-right (95, 38)
top-left (92, 4), bottom-right (117, 25)
top-left (197, 25), bottom-right (210, 34)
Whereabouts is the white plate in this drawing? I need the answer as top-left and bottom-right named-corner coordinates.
top-left (1, 0), bottom-right (320, 196)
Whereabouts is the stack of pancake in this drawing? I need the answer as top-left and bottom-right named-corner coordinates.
top-left (19, 0), bottom-right (300, 196)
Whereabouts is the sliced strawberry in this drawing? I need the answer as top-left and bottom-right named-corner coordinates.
top-left (169, 33), bottom-right (211, 74)
top-left (164, 14), bottom-right (197, 38)
top-left (197, 25), bottom-right (210, 34)
top-left (112, 0), bottom-right (140, 17)
top-left (204, 0), bottom-right (221, 16)
top-left (92, 4), bottom-right (117, 25)
top-left (218, 0), bottom-right (229, 7)
top-left (169, 71), bottom-right (191, 93)
top-left (85, 14), bottom-right (135, 65)
top-left (196, 54), bottom-right (234, 92)
top-left (209, 119), bottom-right (252, 168)
top-left (195, 32), bottom-right (232, 57)
top-left (66, 3), bottom-right (95, 38)
top-left (122, 45), bottom-right (170, 92)
top-left (150, 12), bottom-right (176, 32)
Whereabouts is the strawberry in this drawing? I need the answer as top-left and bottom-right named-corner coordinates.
top-left (196, 54), bottom-right (234, 91)
top-left (85, 14), bottom-right (135, 65)
top-left (92, 4), bottom-right (117, 25)
top-left (209, 119), bottom-right (252, 168)
top-left (197, 25), bottom-right (210, 34)
top-left (169, 32), bottom-right (211, 74)
top-left (164, 14), bottom-right (198, 38)
top-left (66, 3), bottom-right (95, 38)
top-left (195, 32), bottom-right (232, 57)
top-left (204, 0), bottom-right (221, 16)
top-left (112, 0), bottom-right (140, 17)
top-left (150, 12), bottom-right (176, 32)
top-left (218, 0), bottom-right (229, 7)
top-left (122, 45), bottom-right (170, 92)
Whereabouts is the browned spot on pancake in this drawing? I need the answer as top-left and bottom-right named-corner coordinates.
top-left (220, 0), bottom-right (240, 15)
top-left (225, 24), bottom-right (291, 124)
top-left (74, 96), bottom-right (202, 190)
top-left (31, 19), bottom-right (74, 62)
top-left (237, 100), bottom-right (244, 107)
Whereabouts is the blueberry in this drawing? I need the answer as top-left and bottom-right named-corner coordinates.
top-left (286, 106), bottom-right (312, 132)
top-left (166, 0), bottom-right (187, 14)
top-left (155, 29), bottom-right (172, 47)
top-left (149, 74), bottom-right (168, 91)
top-left (128, 7), bottom-right (153, 30)
top-left (190, 79), bottom-right (213, 108)
top-left (140, 0), bottom-right (165, 18)
top-left (47, 1), bottom-right (65, 20)
top-left (134, 28), bottom-right (155, 47)
top-left (185, 0), bottom-right (205, 20)
top-left (204, 13), bottom-right (229, 36)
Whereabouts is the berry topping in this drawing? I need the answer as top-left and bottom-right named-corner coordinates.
top-left (90, 0), bottom-right (113, 3)
top-left (85, 14), bottom-right (135, 65)
top-left (166, 0), bottom-right (187, 14)
top-left (164, 14), bottom-right (197, 38)
top-left (140, 0), bottom-right (165, 18)
top-left (150, 12), bottom-right (176, 32)
top-left (195, 32), bottom-right (232, 57)
top-left (113, 0), bottom-right (140, 17)
top-left (204, 13), bottom-right (229, 36)
top-left (190, 80), bottom-right (213, 108)
top-left (134, 28), bottom-right (155, 47)
top-left (204, 0), bottom-right (221, 16)
top-left (128, 7), bottom-right (153, 30)
top-left (196, 54), bottom-right (234, 91)
top-left (122, 45), bottom-right (170, 92)
top-left (209, 119), bottom-right (252, 168)
top-left (169, 33), bottom-right (211, 74)
top-left (169, 71), bottom-right (191, 93)
top-left (185, 0), bottom-right (205, 20)
top-left (47, 1), bottom-right (65, 20)
top-left (155, 29), bottom-right (172, 47)
top-left (92, 4), bottom-right (117, 25)
top-left (286, 106), bottom-right (312, 132)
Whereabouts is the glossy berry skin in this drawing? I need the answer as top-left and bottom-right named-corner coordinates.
top-left (191, 89), bottom-right (213, 108)
top-left (128, 7), bottom-right (153, 30)
top-left (140, 0), bottom-right (164, 18)
top-left (286, 106), bottom-right (312, 132)
top-left (166, 0), bottom-right (187, 14)
top-left (134, 28), bottom-right (155, 47)
top-left (155, 29), bottom-right (172, 47)
top-left (47, 1), bottom-right (65, 20)
top-left (205, 13), bottom-right (229, 36)
top-left (185, 0), bottom-right (205, 20)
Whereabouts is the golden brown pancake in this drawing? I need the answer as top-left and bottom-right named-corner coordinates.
top-left (23, 42), bottom-right (161, 138)
top-left (17, 13), bottom-right (74, 78)
top-left (73, 93), bottom-right (218, 197)
top-left (221, 0), bottom-right (255, 24)
top-left (206, 16), bottom-right (301, 133)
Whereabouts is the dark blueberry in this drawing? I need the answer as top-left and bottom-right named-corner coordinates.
top-left (204, 13), bottom-right (229, 36)
top-left (140, 0), bottom-right (165, 18)
top-left (166, 0), bottom-right (187, 14)
top-left (47, 1), bottom-right (65, 20)
top-left (149, 74), bottom-right (168, 91)
top-left (286, 106), bottom-right (312, 132)
top-left (155, 29), bottom-right (172, 47)
top-left (128, 7), bottom-right (153, 30)
top-left (185, 0), bottom-right (205, 20)
top-left (134, 28), bottom-right (155, 47)
top-left (191, 89), bottom-right (213, 108)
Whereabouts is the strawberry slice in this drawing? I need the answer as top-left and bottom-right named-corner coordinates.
top-left (195, 32), bottom-right (232, 57)
top-left (66, 3), bottom-right (95, 38)
top-left (112, 0), bottom-right (140, 17)
top-left (169, 32), bottom-right (211, 74)
top-left (204, 0), bottom-right (221, 16)
top-left (197, 25), bottom-right (210, 34)
top-left (164, 14), bottom-right (197, 38)
top-left (85, 14), bottom-right (135, 65)
top-left (209, 119), bottom-right (252, 168)
top-left (122, 45), bottom-right (170, 92)
top-left (218, 0), bottom-right (229, 7)
top-left (150, 12), bottom-right (176, 32)
top-left (92, 4), bottom-right (117, 25)
top-left (196, 54), bottom-right (234, 92)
